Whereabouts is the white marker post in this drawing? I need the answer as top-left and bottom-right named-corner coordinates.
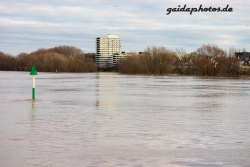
top-left (30, 64), bottom-right (38, 100)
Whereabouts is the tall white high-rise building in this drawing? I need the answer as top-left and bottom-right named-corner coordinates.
top-left (95, 34), bottom-right (121, 68)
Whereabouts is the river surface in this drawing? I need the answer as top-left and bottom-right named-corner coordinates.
top-left (0, 71), bottom-right (250, 167)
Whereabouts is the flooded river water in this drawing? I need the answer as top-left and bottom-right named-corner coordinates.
top-left (0, 71), bottom-right (250, 167)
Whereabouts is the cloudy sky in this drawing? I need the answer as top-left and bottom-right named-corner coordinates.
top-left (0, 0), bottom-right (249, 55)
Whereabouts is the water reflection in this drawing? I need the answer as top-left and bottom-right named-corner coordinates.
top-left (96, 72), bottom-right (119, 112)
top-left (31, 100), bottom-right (36, 121)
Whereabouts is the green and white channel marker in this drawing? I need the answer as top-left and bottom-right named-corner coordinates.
top-left (30, 64), bottom-right (38, 100)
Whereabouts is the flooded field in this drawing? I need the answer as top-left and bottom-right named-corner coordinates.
top-left (0, 71), bottom-right (250, 167)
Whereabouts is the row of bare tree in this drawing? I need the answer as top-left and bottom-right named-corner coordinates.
top-left (117, 45), bottom-right (244, 76)
top-left (0, 44), bottom-right (247, 76)
top-left (0, 46), bottom-right (97, 72)
top-left (117, 47), bottom-right (176, 74)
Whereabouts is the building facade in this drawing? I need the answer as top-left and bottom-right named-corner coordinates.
top-left (95, 34), bottom-right (121, 68)
top-left (235, 51), bottom-right (250, 72)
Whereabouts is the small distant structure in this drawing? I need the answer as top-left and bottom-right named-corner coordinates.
top-left (235, 51), bottom-right (250, 72)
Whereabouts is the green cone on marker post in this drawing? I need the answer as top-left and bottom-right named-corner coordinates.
top-left (30, 64), bottom-right (38, 100)
top-left (30, 64), bottom-right (37, 75)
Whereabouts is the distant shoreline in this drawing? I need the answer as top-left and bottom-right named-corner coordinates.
top-left (1, 71), bottom-right (249, 79)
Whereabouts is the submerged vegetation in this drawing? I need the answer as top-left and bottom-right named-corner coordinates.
top-left (0, 46), bottom-right (97, 72)
top-left (117, 45), bottom-right (246, 77)
top-left (0, 44), bottom-right (248, 76)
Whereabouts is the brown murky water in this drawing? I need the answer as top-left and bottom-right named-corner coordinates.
top-left (0, 71), bottom-right (250, 167)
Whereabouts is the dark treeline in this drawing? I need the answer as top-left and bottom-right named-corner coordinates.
top-left (117, 44), bottom-right (245, 76)
top-left (0, 46), bottom-right (97, 72)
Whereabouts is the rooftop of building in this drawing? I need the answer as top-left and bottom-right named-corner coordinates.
top-left (235, 51), bottom-right (250, 60)
top-left (97, 34), bottom-right (120, 39)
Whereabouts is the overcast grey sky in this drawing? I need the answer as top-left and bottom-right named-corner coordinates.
top-left (0, 0), bottom-right (249, 55)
